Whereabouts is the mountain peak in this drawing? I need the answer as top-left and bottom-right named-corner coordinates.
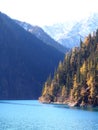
top-left (42, 13), bottom-right (98, 49)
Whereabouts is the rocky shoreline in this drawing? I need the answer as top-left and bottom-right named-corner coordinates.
top-left (39, 96), bottom-right (97, 108)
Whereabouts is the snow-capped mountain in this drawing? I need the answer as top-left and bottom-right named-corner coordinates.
top-left (42, 13), bottom-right (98, 48)
top-left (15, 20), bottom-right (67, 53)
top-left (42, 21), bottom-right (76, 45)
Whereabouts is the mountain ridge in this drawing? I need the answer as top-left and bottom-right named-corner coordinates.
top-left (0, 12), bottom-right (64, 99)
top-left (15, 20), bottom-right (67, 54)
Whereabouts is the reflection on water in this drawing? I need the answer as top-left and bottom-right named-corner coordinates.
top-left (0, 100), bottom-right (41, 107)
top-left (0, 100), bottom-right (98, 130)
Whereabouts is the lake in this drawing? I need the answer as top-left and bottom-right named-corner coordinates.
top-left (0, 100), bottom-right (98, 130)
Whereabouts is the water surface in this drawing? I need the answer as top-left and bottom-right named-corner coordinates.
top-left (0, 100), bottom-right (98, 130)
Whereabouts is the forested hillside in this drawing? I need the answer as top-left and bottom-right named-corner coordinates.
top-left (39, 30), bottom-right (98, 107)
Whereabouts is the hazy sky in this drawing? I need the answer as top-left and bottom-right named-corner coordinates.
top-left (0, 0), bottom-right (98, 26)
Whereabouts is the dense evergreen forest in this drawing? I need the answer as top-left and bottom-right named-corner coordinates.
top-left (39, 30), bottom-right (98, 107)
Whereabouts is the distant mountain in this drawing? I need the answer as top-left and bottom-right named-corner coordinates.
top-left (15, 20), bottom-right (67, 53)
top-left (42, 21), bottom-right (76, 48)
top-left (0, 12), bottom-right (64, 99)
top-left (43, 13), bottom-right (98, 48)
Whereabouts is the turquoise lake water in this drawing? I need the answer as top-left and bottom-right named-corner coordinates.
top-left (0, 100), bottom-right (98, 130)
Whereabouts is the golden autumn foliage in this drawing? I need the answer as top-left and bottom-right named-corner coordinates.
top-left (80, 61), bottom-right (87, 75)
top-left (61, 86), bottom-right (66, 97)
top-left (42, 82), bottom-right (48, 96)
top-left (87, 75), bottom-right (94, 87)
top-left (73, 75), bottom-right (78, 88)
